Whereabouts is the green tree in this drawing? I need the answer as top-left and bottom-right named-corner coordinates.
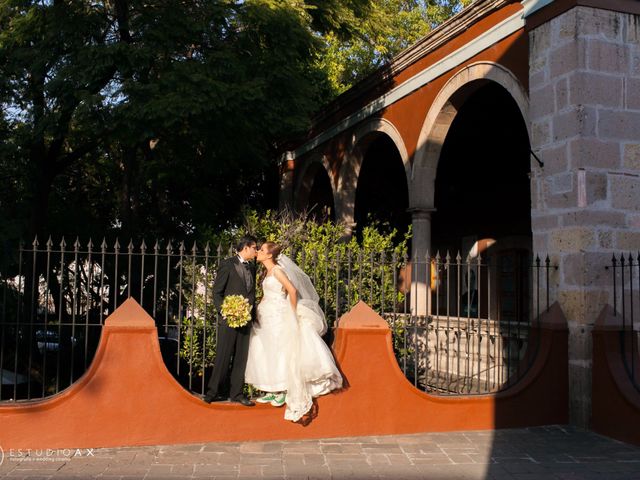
top-left (0, 0), bottom-right (473, 252)
top-left (180, 209), bottom-right (411, 375)
top-left (317, 0), bottom-right (475, 95)
top-left (0, 0), bottom-right (373, 246)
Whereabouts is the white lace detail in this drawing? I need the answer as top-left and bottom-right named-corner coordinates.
top-left (245, 255), bottom-right (342, 422)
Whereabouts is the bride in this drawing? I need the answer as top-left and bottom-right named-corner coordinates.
top-left (244, 242), bottom-right (343, 422)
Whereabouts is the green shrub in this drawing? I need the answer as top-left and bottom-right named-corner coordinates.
top-left (179, 209), bottom-right (411, 374)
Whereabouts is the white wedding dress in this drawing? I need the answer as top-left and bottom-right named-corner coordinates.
top-left (245, 264), bottom-right (342, 422)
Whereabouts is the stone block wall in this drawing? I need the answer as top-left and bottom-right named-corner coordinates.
top-left (529, 6), bottom-right (640, 426)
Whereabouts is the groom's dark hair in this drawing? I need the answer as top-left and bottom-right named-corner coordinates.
top-left (236, 235), bottom-right (257, 252)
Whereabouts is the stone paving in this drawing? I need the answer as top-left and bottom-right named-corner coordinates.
top-left (1, 425), bottom-right (640, 479)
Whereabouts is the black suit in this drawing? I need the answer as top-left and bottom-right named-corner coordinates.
top-left (205, 256), bottom-right (256, 400)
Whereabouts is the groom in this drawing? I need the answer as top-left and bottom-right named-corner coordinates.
top-left (203, 235), bottom-right (257, 406)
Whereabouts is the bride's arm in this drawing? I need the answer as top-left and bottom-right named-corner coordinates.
top-left (273, 267), bottom-right (297, 311)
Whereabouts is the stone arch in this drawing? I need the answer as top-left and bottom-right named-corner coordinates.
top-left (335, 117), bottom-right (410, 232)
top-left (411, 62), bottom-right (530, 210)
top-left (408, 62), bottom-right (530, 316)
top-left (293, 154), bottom-right (336, 220)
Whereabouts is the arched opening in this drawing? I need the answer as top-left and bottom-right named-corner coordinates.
top-left (354, 134), bottom-right (410, 237)
top-left (303, 164), bottom-right (336, 222)
top-left (432, 81), bottom-right (532, 323)
top-left (433, 82), bottom-right (531, 253)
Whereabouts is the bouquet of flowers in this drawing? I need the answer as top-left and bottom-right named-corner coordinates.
top-left (220, 294), bottom-right (252, 328)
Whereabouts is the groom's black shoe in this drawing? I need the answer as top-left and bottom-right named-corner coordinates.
top-left (203, 393), bottom-right (228, 404)
top-left (230, 395), bottom-right (255, 407)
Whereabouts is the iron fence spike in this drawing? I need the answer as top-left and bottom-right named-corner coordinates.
top-left (204, 242), bottom-right (210, 254)
top-left (74, 237), bottom-right (81, 249)
top-left (46, 236), bottom-right (53, 248)
top-left (32, 235), bottom-right (39, 247)
top-left (128, 239), bottom-right (134, 251)
top-left (216, 243), bottom-right (222, 255)
top-left (456, 251), bottom-right (462, 262)
top-left (192, 241), bottom-right (198, 255)
top-left (140, 239), bottom-right (147, 251)
top-left (154, 240), bottom-right (160, 252)
top-left (114, 238), bottom-right (120, 250)
top-left (87, 238), bottom-right (93, 250)
top-left (60, 237), bottom-right (66, 248)
top-left (101, 238), bottom-right (108, 250)
top-left (166, 240), bottom-right (173, 253)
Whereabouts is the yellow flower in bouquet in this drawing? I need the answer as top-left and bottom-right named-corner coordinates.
top-left (220, 295), bottom-right (252, 328)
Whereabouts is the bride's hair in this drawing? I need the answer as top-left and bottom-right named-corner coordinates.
top-left (262, 241), bottom-right (282, 262)
top-left (258, 241), bottom-right (283, 285)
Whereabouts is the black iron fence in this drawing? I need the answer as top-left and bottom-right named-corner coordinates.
top-left (610, 254), bottom-right (640, 391)
top-left (0, 238), bottom-right (555, 401)
top-left (393, 251), bottom-right (554, 394)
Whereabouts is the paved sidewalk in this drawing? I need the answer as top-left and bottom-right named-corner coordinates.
top-left (1, 425), bottom-right (640, 479)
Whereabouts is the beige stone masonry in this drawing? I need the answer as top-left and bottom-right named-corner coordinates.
top-left (532, 214), bottom-right (561, 231)
top-left (624, 143), bottom-right (640, 169)
top-left (569, 138), bottom-right (621, 170)
top-left (599, 110), bottom-right (640, 140)
top-left (569, 73), bottom-right (623, 108)
top-left (555, 76), bottom-right (570, 110)
top-left (529, 5), bottom-right (640, 427)
top-left (633, 48), bottom-right (640, 75)
top-left (560, 210), bottom-right (627, 228)
top-left (627, 79), bottom-right (640, 110)
top-left (610, 172), bottom-right (640, 211)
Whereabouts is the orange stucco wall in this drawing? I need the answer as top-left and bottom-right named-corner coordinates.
top-left (298, 1), bottom-right (528, 177)
top-left (592, 306), bottom-right (640, 446)
top-left (0, 299), bottom-right (567, 450)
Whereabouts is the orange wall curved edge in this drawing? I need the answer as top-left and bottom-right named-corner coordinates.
top-left (0, 298), bottom-right (568, 449)
top-left (592, 305), bottom-right (640, 446)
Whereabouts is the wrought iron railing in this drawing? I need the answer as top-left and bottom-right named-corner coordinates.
top-left (609, 254), bottom-right (640, 391)
top-left (391, 251), bottom-right (555, 394)
top-left (0, 238), bottom-right (554, 401)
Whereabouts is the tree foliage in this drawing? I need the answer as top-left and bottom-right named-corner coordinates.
top-left (180, 209), bottom-right (411, 374)
top-left (0, 0), bottom-right (472, 258)
top-left (317, 0), bottom-right (475, 95)
top-left (0, 0), bottom-right (372, 245)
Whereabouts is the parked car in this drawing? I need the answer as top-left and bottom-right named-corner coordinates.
top-left (35, 329), bottom-right (78, 353)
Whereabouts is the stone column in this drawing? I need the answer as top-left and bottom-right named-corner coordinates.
top-left (528, 5), bottom-right (640, 427)
top-left (409, 207), bottom-right (435, 316)
top-left (278, 151), bottom-right (295, 211)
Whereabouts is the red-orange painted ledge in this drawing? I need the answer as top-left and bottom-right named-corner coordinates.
top-left (592, 305), bottom-right (640, 446)
top-left (0, 299), bottom-right (568, 449)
